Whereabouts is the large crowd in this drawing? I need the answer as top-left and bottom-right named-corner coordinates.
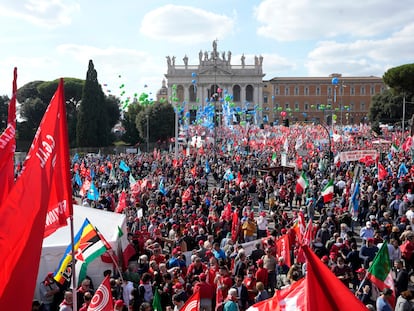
top-left (35, 124), bottom-right (414, 311)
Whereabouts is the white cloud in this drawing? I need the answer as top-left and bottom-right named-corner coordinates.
top-left (254, 0), bottom-right (414, 41)
top-left (305, 22), bottom-right (414, 77)
top-left (140, 4), bottom-right (236, 43)
top-left (0, 0), bottom-right (80, 27)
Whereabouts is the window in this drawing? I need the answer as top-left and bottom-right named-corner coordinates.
top-left (304, 102), bottom-right (309, 111)
top-left (340, 86), bottom-right (345, 96)
top-left (328, 87), bottom-right (332, 96)
top-left (189, 85), bottom-right (196, 102)
top-left (350, 87), bottom-right (355, 95)
top-left (360, 101), bottom-right (365, 111)
top-left (284, 87), bottom-right (290, 96)
top-left (360, 86), bottom-right (365, 95)
top-left (177, 85), bottom-right (184, 102)
top-left (370, 86), bottom-right (375, 95)
top-left (246, 85), bottom-right (254, 102)
top-left (316, 87), bottom-right (320, 96)
top-left (264, 95), bottom-right (268, 104)
top-left (294, 101), bottom-right (299, 110)
top-left (304, 87), bottom-right (309, 96)
top-left (275, 87), bottom-right (280, 95)
top-left (294, 87), bottom-right (299, 95)
top-left (285, 102), bottom-right (290, 109)
top-left (350, 101), bottom-right (355, 111)
top-left (233, 85), bottom-right (241, 102)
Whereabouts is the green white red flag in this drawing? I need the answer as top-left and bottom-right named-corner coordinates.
top-left (321, 180), bottom-right (334, 203)
top-left (295, 171), bottom-right (309, 194)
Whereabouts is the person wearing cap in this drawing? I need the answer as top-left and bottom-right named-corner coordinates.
top-left (359, 238), bottom-right (379, 268)
top-left (255, 259), bottom-right (268, 289)
top-left (256, 211), bottom-right (268, 239)
top-left (172, 282), bottom-right (187, 304)
top-left (186, 256), bottom-right (207, 283)
top-left (39, 272), bottom-right (60, 311)
top-left (113, 299), bottom-right (124, 311)
top-left (241, 214), bottom-right (257, 243)
top-left (193, 272), bottom-right (214, 311)
top-left (360, 221), bottom-right (375, 242)
top-left (355, 268), bottom-right (373, 305)
top-left (376, 288), bottom-right (394, 311)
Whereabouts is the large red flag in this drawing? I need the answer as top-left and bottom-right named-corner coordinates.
top-left (296, 219), bottom-right (313, 264)
top-left (302, 245), bottom-right (368, 310)
top-left (88, 276), bottom-right (114, 311)
top-left (0, 67), bottom-right (17, 204)
top-left (0, 79), bottom-right (73, 309)
top-left (115, 190), bottom-right (127, 213)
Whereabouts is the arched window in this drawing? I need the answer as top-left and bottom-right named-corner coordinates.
top-left (246, 85), bottom-right (254, 102)
top-left (177, 85), bottom-right (184, 103)
top-left (233, 85), bottom-right (241, 102)
top-left (189, 85), bottom-right (196, 102)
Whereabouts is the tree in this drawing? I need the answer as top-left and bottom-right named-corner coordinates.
top-left (383, 64), bottom-right (414, 96)
top-left (136, 102), bottom-right (174, 146)
top-left (122, 101), bottom-right (144, 145)
top-left (76, 60), bottom-right (120, 147)
top-left (0, 95), bottom-right (9, 132)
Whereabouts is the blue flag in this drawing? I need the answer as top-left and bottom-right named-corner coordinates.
top-left (119, 160), bottom-right (130, 172)
top-left (75, 172), bottom-right (82, 187)
top-left (205, 160), bottom-right (211, 174)
top-left (398, 162), bottom-right (408, 178)
top-left (72, 153), bottom-right (79, 164)
top-left (159, 178), bottom-right (167, 195)
top-left (223, 168), bottom-right (234, 181)
top-left (90, 168), bottom-right (95, 179)
top-left (87, 182), bottom-right (100, 201)
top-left (350, 182), bottom-right (360, 217)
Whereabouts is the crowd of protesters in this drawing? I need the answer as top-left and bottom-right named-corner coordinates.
top-left (36, 123), bottom-right (414, 311)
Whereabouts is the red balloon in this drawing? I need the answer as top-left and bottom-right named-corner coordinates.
top-left (281, 111), bottom-right (287, 117)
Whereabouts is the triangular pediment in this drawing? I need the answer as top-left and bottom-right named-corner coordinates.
top-left (198, 67), bottom-right (233, 76)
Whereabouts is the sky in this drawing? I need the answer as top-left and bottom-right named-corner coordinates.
top-left (0, 0), bottom-right (413, 106)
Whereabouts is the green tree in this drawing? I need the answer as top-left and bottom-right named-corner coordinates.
top-left (0, 95), bottom-right (9, 132)
top-left (77, 60), bottom-right (120, 147)
top-left (383, 64), bottom-right (414, 96)
top-left (136, 102), bottom-right (174, 146)
top-left (122, 100), bottom-right (143, 145)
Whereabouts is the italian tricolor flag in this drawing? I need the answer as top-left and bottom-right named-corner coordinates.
top-left (367, 242), bottom-right (395, 305)
top-left (391, 143), bottom-right (399, 153)
top-left (321, 180), bottom-right (334, 203)
top-left (296, 171), bottom-right (309, 194)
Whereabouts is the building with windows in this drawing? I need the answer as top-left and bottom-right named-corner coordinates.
top-left (263, 74), bottom-right (385, 125)
top-left (162, 41), bottom-right (385, 126)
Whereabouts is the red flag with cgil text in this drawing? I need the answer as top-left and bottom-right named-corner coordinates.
top-left (0, 79), bottom-right (73, 310)
top-left (0, 67), bottom-right (17, 205)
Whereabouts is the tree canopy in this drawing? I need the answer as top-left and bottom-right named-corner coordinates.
top-left (383, 63), bottom-right (414, 96)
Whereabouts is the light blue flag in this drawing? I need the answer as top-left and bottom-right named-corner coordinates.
top-left (119, 160), bottom-right (130, 172)
top-left (159, 178), bottom-right (167, 195)
top-left (72, 153), bottom-right (79, 164)
top-left (350, 182), bottom-right (360, 217)
top-left (205, 160), bottom-right (211, 174)
top-left (223, 168), bottom-right (234, 181)
top-left (398, 162), bottom-right (408, 178)
top-left (87, 182), bottom-right (100, 201)
top-left (75, 172), bottom-right (82, 187)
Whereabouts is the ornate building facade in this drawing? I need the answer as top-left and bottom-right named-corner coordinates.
top-left (164, 41), bottom-right (265, 124)
top-left (162, 41), bottom-right (385, 126)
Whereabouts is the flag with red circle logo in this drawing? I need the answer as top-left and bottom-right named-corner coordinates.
top-left (88, 276), bottom-right (114, 311)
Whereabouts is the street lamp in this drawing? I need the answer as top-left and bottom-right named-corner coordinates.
top-left (146, 114), bottom-right (149, 153)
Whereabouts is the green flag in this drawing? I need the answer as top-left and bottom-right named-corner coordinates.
top-left (117, 225), bottom-right (124, 238)
top-left (152, 288), bottom-right (163, 311)
top-left (367, 242), bottom-right (392, 291)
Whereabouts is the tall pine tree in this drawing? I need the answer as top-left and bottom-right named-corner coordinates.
top-left (76, 60), bottom-right (119, 147)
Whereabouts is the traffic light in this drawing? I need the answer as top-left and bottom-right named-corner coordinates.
top-left (282, 118), bottom-right (289, 127)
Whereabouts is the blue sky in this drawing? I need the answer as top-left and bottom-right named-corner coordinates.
top-left (0, 0), bottom-right (413, 105)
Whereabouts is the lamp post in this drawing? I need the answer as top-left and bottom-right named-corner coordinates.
top-left (146, 114), bottom-right (149, 153)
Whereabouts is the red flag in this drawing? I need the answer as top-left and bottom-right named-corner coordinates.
top-left (0, 79), bottom-right (73, 309)
top-left (215, 277), bottom-right (224, 311)
top-left (88, 276), bottom-right (114, 311)
top-left (231, 210), bottom-right (240, 243)
top-left (182, 185), bottom-right (193, 204)
top-left (115, 190), bottom-right (127, 213)
top-left (181, 290), bottom-right (200, 311)
top-left (378, 162), bottom-right (388, 181)
top-left (302, 245), bottom-right (368, 310)
top-left (296, 219), bottom-right (313, 264)
top-left (0, 67), bottom-right (17, 204)
top-left (236, 171), bottom-right (242, 185)
top-left (275, 234), bottom-right (291, 267)
top-left (247, 278), bottom-right (305, 311)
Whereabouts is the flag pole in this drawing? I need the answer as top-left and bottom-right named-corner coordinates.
top-left (70, 215), bottom-right (78, 311)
